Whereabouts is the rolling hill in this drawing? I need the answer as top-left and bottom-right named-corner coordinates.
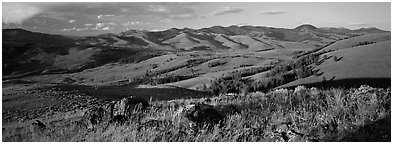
top-left (2, 25), bottom-right (391, 143)
top-left (3, 25), bottom-right (390, 92)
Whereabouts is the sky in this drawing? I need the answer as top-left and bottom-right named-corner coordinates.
top-left (2, 2), bottom-right (391, 36)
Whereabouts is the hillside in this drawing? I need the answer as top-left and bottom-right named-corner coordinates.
top-left (3, 25), bottom-right (390, 90)
top-left (281, 39), bottom-right (391, 88)
top-left (3, 29), bottom-right (76, 76)
top-left (318, 32), bottom-right (391, 51)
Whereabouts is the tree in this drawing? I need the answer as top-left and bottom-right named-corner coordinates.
top-left (333, 56), bottom-right (341, 61)
top-left (323, 55), bottom-right (328, 60)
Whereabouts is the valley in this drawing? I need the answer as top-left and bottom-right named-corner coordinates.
top-left (2, 24), bottom-right (391, 142)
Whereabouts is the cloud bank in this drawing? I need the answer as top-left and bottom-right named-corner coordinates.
top-left (260, 10), bottom-right (288, 15)
top-left (212, 7), bottom-right (244, 16)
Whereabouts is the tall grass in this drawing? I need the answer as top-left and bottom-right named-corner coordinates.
top-left (3, 85), bottom-right (390, 142)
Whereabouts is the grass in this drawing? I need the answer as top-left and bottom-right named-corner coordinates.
top-left (3, 85), bottom-right (390, 142)
top-left (282, 40), bottom-right (391, 88)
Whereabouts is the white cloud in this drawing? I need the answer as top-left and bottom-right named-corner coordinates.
top-left (170, 14), bottom-right (197, 20)
top-left (101, 27), bottom-right (112, 30)
top-left (2, 3), bottom-right (44, 25)
top-left (260, 10), bottom-right (288, 15)
top-left (90, 22), bottom-right (116, 30)
top-left (68, 19), bottom-right (76, 23)
top-left (62, 22), bottom-right (115, 32)
top-left (61, 27), bottom-right (77, 32)
top-left (61, 27), bottom-right (89, 32)
top-left (147, 5), bottom-right (168, 12)
top-left (93, 22), bottom-right (115, 30)
top-left (122, 21), bottom-right (143, 26)
top-left (212, 7), bottom-right (244, 16)
top-left (97, 14), bottom-right (115, 19)
top-left (77, 27), bottom-right (89, 31)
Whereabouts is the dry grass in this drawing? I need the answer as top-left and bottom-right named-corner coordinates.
top-left (3, 85), bottom-right (390, 142)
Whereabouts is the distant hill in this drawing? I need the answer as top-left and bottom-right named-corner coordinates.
top-left (3, 29), bottom-right (76, 75)
top-left (66, 24), bottom-right (388, 51)
top-left (2, 24), bottom-right (389, 80)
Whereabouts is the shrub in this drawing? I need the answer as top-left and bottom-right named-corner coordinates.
top-left (333, 56), bottom-right (342, 62)
top-left (208, 60), bottom-right (228, 67)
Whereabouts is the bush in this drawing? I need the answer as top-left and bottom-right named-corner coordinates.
top-left (208, 60), bottom-right (228, 67)
top-left (333, 56), bottom-right (342, 62)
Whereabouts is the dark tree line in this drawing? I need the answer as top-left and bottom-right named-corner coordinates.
top-left (207, 52), bottom-right (328, 95)
top-left (208, 60), bottom-right (228, 67)
top-left (352, 41), bottom-right (376, 47)
top-left (148, 74), bottom-right (200, 85)
top-left (208, 66), bottom-right (274, 95)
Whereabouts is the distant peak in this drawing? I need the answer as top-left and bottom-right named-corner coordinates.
top-left (120, 29), bottom-right (149, 36)
top-left (357, 27), bottom-right (379, 30)
top-left (182, 27), bottom-right (195, 31)
top-left (353, 27), bottom-right (387, 33)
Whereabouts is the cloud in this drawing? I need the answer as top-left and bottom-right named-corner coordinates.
top-left (259, 10), bottom-right (288, 15)
top-left (212, 7), bottom-right (244, 16)
top-left (97, 14), bottom-right (115, 19)
top-left (92, 22), bottom-right (115, 30)
top-left (147, 5), bottom-right (168, 12)
top-left (61, 22), bottom-right (115, 32)
top-left (122, 21), bottom-right (143, 26)
top-left (2, 3), bottom-right (45, 24)
top-left (6, 3), bottom-right (201, 33)
top-left (170, 14), bottom-right (197, 20)
top-left (39, 12), bottom-right (69, 21)
top-left (101, 27), bottom-right (112, 30)
top-left (68, 19), bottom-right (76, 23)
top-left (61, 27), bottom-right (88, 32)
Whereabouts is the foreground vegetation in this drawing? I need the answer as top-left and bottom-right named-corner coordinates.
top-left (3, 85), bottom-right (390, 142)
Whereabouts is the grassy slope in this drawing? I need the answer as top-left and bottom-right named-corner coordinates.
top-left (214, 35), bottom-right (245, 50)
top-left (19, 46), bottom-right (293, 89)
top-left (163, 33), bottom-right (217, 50)
top-left (53, 48), bottom-right (100, 69)
top-left (165, 59), bottom-right (276, 90)
top-left (279, 41), bottom-right (319, 51)
top-left (281, 40), bottom-right (391, 88)
top-left (229, 35), bottom-right (274, 50)
top-left (320, 33), bottom-right (390, 52)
